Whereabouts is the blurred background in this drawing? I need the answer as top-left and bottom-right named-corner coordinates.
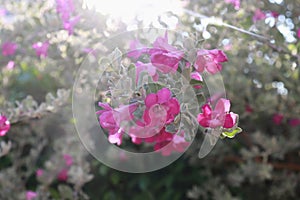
top-left (1, 0), bottom-right (300, 199)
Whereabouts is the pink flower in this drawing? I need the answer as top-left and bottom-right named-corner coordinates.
top-left (63, 154), bottom-right (73, 167)
top-left (288, 118), bottom-right (300, 127)
top-left (32, 41), bottom-right (50, 58)
top-left (252, 9), bottom-right (266, 22)
top-left (297, 28), bottom-right (300, 39)
top-left (149, 32), bottom-right (184, 73)
top-left (1, 42), bottom-right (17, 56)
top-left (190, 71), bottom-right (203, 89)
top-left (97, 103), bottom-right (137, 130)
top-left (63, 15), bottom-right (80, 35)
top-left (135, 61), bottom-right (159, 84)
top-left (6, 60), bottom-right (15, 70)
top-left (56, 0), bottom-right (74, 21)
top-left (127, 40), bottom-right (148, 59)
top-left (197, 98), bottom-right (237, 129)
top-left (144, 127), bottom-right (173, 143)
top-left (154, 131), bottom-right (190, 156)
top-left (225, 0), bottom-right (240, 10)
top-left (272, 113), bottom-right (284, 125)
top-left (82, 48), bottom-right (97, 57)
top-left (129, 88), bottom-right (180, 139)
top-left (36, 169), bottom-right (44, 177)
top-left (144, 88), bottom-right (180, 125)
top-left (245, 104), bottom-right (254, 113)
top-left (0, 114), bottom-right (10, 137)
top-left (57, 168), bottom-right (68, 181)
top-left (269, 11), bottom-right (279, 18)
top-left (26, 191), bottom-right (37, 200)
top-left (97, 103), bottom-right (137, 145)
top-left (194, 49), bottom-right (228, 74)
top-left (0, 8), bottom-right (7, 17)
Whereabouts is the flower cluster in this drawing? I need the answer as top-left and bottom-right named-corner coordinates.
top-left (36, 154), bottom-right (73, 182)
top-left (97, 32), bottom-right (240, 155)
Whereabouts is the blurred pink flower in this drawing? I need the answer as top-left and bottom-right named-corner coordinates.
top-left (127, 40), bottom-right (148, 59)
top-left (154, 131), bottom-right (190, 156)
top-left (1, 42), bottom-right (17, 56)
top-left (63, 15), bottom-right (80, 35)
top-left (149, 32), bottom-right (184, 73)
top-left (297, 28), bottom-right (300, 39)
top-left (197, 98), bottom-right (237, 128)
top-left (252, 9), bottom-right (266, 22)
top-left (245, 104), bottom-right (254, 113)
top-left (36, 169), bottom-right (44, 177)
top-left (289, 118), bottom-right (300, 127)
top-left (135, 61), bottom-right (159, 84)
top-left (190, 71), bottom-right (203, 89)
top-left (0, 114), bottom-right (10, 137)
top-left (63, 154), bottom-right (73, 167)
top-left (6, 60), bottom-right (15, 70)
top-left (26, 191), bottom-right (37, 200)
top-left (272, 113), bottom-right (284, 125)
top-left (0, 8), bottom-right (7, 17)
top-left (56, 0), bottom-right (74, 21)
top-left (57, 168), bottom-right (68, 181)
top-left (195, 49), bottom-right (228, 74)
top-left (32, 41), bottom-right (50, 58)
top-left (225, 0), bottom-right (240, 10)
top-left (269, 11), bottom-right (279, 18)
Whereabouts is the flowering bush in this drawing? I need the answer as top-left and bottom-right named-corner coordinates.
top-left (1, 0), bottom-right (300, 199)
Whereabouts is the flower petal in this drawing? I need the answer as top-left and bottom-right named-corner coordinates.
top-left (145, 93), bottom-right (158, 108)
top-left (157, 88), bottom-right (172, 104)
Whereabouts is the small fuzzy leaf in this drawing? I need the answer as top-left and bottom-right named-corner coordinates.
top-left (221, 127), bottom-right (242, 139)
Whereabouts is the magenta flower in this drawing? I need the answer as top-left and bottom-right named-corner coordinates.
top-left (144, 88), bottom-right (180, 125)
top-left (272, 113), bottom-right (284, 125)
top-left (225, 0), bottom-right (240, 10)
top-left (97, 103), bottom-right (137, 130)
top-left (194, 49), bottom-right (228, 74)
top-left (129, 88), bottom-right (180, 140)
top-left (0, 8), bottom-right (7, 17)
top-left (36, 169), bottom-right (44, 177)
top-left (297, 28), bottom-right (300, 39)
top-left (26, 191), bottom-right (37, 200)
top-left (1, 42), bottom-right (17, 56)
top-left (63, 154), bottom-right (73, 167)
top-left (32, 41), bottom-right (50, 58)
top-left (6, 60), bottom-right (15, 70)
top-left (245, 104), bottom-right (254, 113)
top-left (190, 71), bottom-right (203, 89)
top-left (269, 11), bottom-right (279, 18)
top-left (197, 98), bottom-right (237, 129)
top-left (135, 61), bottom-right (159, 84)
top-left (56, 0), bottom-right (74, 21)
top-left (289, 118), bottom-right (300, 127)
top-left (127, 40), bottom-right (148, 59)
top-left (154, 131), bottom-right (190, 156)
top-left (0, 115), bottom-right (10, 137)
top-left (149, 32), bottom-right (184, 73)
top-left (97, 103), bottom-right (137, 145)
top-left (63, 15), bottom-right (80, 35)
top-left (252, 9), bottom-right (266, 22)
top-left (57, 168), bottom-right (68, 181)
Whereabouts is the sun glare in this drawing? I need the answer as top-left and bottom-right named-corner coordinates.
top-left (83, 0), bottom-right (184, 26)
